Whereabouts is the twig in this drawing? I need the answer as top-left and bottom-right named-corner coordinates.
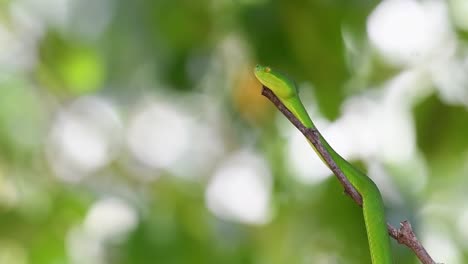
top-left (261, 86), bottom-right (437, 264)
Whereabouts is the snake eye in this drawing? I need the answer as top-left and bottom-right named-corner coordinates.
top-left (265, 67), bottom-right (271, 73)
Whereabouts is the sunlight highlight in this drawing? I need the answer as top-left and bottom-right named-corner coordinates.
top-left (127, 101), bottom-right (191, 171)
top-left (206, 150), bottom-right (272, 225)
top-left (47, 96), bottom-right (122, 181)
top-left (367, 0), bottom-right (451, 66)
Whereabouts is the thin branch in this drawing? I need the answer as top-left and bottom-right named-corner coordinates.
top-left (261, 86), bottom-right (437, 264)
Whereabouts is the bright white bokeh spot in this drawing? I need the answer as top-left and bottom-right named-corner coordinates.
top-left (47, 96), bottom-right (122, 182)
top-left (178, 94), bottom-right (226, 178)
top-left (169, 121), bottom-right (225, 179)
top-left (67, 197), bottom-right (138, 264)
top-left (84, 197), bottom-right (138, 241)
top-left (430, 56), bottom-right (468, 107)
top-left (337, 71), bottom-right (422, 164)
top-left (0, 3), bottom-right (44, 71)
top-left (0, 24), bottom-right (36, 71)
top-left (127, 102), bottom-right (191, 170)
top-left (206, 150), bottom-right (272, 225)
top-left (286, 119), bottom-right (332, 185)
top-left (61, 120), bottom-right (107, 167)
top-left (334, 96), bottom-right (381, 159)
top-left (378, 108), bottom-right (415, 163)
top-left (336, 98), bottom-right (415, 163)
top-left (384, 152), bottom-right (428, 195)
top-left (366, 161), bottom-right (403, 205)
top-left (422, 229), bottom-right (461, 264)
top-left (367, 0), bottom-right (451, 66)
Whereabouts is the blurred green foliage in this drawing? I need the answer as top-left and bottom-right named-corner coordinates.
top-left (0, 0), bottom-right (467, 264)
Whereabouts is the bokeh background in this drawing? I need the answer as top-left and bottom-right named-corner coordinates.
top-left (1, 0), bottom-right (468, 263)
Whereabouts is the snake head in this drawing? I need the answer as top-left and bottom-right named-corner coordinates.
top-left (254, 64), bottom-right (297, 99)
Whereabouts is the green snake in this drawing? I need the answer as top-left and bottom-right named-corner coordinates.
top-left (254, 64), bottom-right (392, 264)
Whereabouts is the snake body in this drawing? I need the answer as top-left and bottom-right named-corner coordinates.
top-left (254, 64), bottom-right (392, 264)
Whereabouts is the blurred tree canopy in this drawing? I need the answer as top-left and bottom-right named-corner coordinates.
top-left (0, 0), bottom-right (467, 263)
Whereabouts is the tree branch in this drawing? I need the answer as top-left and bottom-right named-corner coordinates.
top-left (261, 86), bottom-right (437, 264)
